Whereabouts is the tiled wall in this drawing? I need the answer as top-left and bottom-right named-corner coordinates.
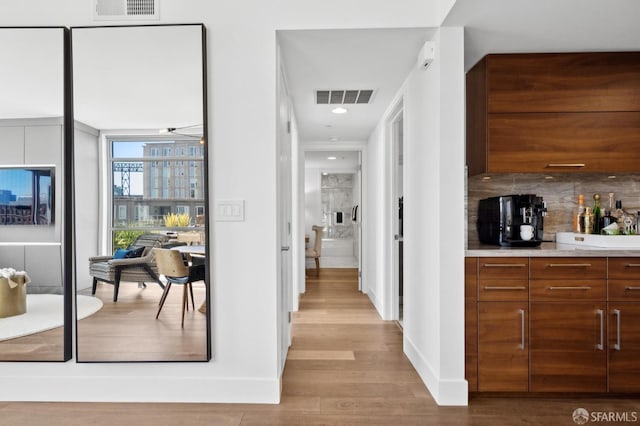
top-left (467, 173), bottom-right (640, 245)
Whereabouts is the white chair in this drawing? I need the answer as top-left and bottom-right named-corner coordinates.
top-left (305, 225), bottom-right (324, 277)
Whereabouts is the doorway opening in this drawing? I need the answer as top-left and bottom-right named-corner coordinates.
top-left (303, 150), bottom-right (362, 284)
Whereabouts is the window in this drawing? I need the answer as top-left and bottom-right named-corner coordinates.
top-left (110, 139), bottom-right (205, 248)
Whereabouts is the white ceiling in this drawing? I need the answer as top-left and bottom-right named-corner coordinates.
top-left (278, 28), bottom-right (435, 143)
top-left (72, 25), bottom-right (203, 130)
top-left (0, 28), bottom-right (64, 119)
top-left (443, 0), bottom-right (640, 71)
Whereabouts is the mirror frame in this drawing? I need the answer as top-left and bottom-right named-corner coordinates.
top-left (70, 24), bottom-right (210, 362)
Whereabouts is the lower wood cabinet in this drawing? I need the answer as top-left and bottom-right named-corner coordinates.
top-left (466, 256), bottom-right (640, 394)
top-left (529, 302), bottom-right (607, 392)
top-left (608, 303), bottom-right (640, 392)
top-left (478, 302), bottom-right (528, 391)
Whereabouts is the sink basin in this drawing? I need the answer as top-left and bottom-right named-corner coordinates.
top-left (556, 232), bottom-right (640, 249)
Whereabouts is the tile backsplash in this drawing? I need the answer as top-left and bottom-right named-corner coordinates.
top-left (467, 173), bottom-right (640, 245)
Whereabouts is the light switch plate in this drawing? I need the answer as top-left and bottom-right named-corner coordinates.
top-left (215, 199), bottom-right (245, 221)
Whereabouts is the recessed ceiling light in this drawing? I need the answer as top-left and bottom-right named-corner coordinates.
top-left (329, 137), bottom-right (339, 142)
top-left (331, 107), bottom-right (348, 114)
top-left (327, 156), bottom-right (337, 160)
top-left (322, 172), bottom-right (328, 176)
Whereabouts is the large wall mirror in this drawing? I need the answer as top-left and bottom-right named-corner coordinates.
top-left (71, 24), bottom-right (210, 362)
top-left (0, 27), bottom-right (72, 361)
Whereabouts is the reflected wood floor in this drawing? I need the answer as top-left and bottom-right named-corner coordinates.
top-left (77, 280), bottom-right (208, 361)
top-left (2, 268), bottom-right (640, 425)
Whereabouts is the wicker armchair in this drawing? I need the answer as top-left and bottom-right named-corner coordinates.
top-left (89, 233), bottom-right (182, 302)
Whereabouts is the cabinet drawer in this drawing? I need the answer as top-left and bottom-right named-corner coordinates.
top-left (609, 280), bottom-right (640, 301)
top-left (479, 279), bottom-right (529, 301)
top-left (478, 258), bottom-right (528, 280)
top-left (530, 279), bottom-right (606, 301)
top-left (608, 258), bottom-right (640, 280)
top-left (530, 257), bottom-right (606, 280)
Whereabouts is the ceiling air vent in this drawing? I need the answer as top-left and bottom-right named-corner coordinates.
top-left (316, 89), bottom-right (375, 105)
top-left (94, 0), bottom-right (159, 21)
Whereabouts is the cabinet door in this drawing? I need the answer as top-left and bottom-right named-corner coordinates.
top-left (609, 303), bottom-right (640, 392)
top-left (530, 302), bottom-right (607, 392)
top-left (487, 52), bottom-right (640, 113)
top-left (478, 302), bottom-right (528, 391)
top-left (487, 112), bottom-right (640, 173)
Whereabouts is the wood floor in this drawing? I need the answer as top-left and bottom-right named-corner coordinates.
top-left (77, 281), bottom-right (207, 361)
top-left (2, 268), bottom-right (640, 425)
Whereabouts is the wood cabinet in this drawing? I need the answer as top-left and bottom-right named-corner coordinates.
top-left (529, 257), bottom-right (607, 392)
top-left (466, 255), bottom-right (640, 394)
top-left (465, 257), bottom-right (478, 392)
top-left (476, 257), bottom-right (529, 391)
top-left (466, 52), bottom-right (640, 175)
top-left (607, 258), bottom-right (640, 392)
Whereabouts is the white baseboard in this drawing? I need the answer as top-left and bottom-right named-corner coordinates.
top-left (0, 375), bottom-right (281, 403)
top-left (404, 336), bottom-right (468, 406)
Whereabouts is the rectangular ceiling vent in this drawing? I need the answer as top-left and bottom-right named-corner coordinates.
top-left (94, 0), bottom-right (159, 21)
top-left (316, 89), bottom-right (375, 105)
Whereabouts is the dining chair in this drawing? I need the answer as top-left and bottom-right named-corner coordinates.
top-left (305, 225), bottom-right (324, 277)
top-left (153, 248), bottom-right (196, 327)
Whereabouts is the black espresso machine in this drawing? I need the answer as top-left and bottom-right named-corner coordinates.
top-left (477, 194), bottom-right (547, 247)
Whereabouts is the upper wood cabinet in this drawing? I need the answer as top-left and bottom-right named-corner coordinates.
top-left (486, 53), bottom-right (640, 113)
top-left (466, 52), bottom-right (640, 176)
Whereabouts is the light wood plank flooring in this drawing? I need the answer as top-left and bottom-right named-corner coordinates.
top-left (77, 281), bottom-right (207, 361)
top-left (1, 268), bottom-right (639, 425)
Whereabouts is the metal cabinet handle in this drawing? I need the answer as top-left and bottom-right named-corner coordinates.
top-left (483, 263), bottom-right (526, 268)
top-left (613, 309), bottom-right (621, 351)
top-left (547, 263), bottom-right (592, 268)
top-left (546, 163), bottom-right (586, 168)
top-left (624, 286), bottom-right (640, 291)
top-left (519, 309), bottom-right (525, 350)
top-left (483, 286), bottom-right (527, 291)
top-left (625, 264), bottom-right (640, 267)
top-left (548, 286), bottom-right (592, 291)
top-left (596, 309), bottom-right (604, 351)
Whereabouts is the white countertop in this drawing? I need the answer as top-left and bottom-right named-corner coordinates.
top-left (466, 242), bottom-right (640, 257)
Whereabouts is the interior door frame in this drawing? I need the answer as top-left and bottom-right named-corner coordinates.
top-left (299, 143), bottom-right (367, 291)
top-left (387, 99), bottom-right (404, 322)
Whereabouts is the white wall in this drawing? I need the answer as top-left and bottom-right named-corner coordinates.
top-left (363, 28), bottom-right (466, 405)
top-left (73, 122), bottom-right (100, 290)
top-left (0, 0), bottom-right (441, 404)
top-left (0, 118), bottom-right (64, 293)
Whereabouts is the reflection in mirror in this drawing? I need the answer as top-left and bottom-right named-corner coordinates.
top-left (0, 27), bottom-right (71, 361)
top-left (72, 24), bottom-right (209, 362)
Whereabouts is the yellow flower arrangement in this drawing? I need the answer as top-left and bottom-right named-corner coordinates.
top-left (163, 212), bottom-right (191, 227)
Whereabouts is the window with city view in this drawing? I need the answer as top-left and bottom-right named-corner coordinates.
top-left (110, 139), bottom-right (205, 244)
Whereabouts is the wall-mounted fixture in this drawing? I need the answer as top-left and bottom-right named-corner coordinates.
top-left (418, 40), bottom-right (436, 70)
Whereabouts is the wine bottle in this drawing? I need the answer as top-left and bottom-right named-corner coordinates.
top-left (575, 194), bottom-right (585, 233)
top-left (592, 194), bottom-right (602, 234)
